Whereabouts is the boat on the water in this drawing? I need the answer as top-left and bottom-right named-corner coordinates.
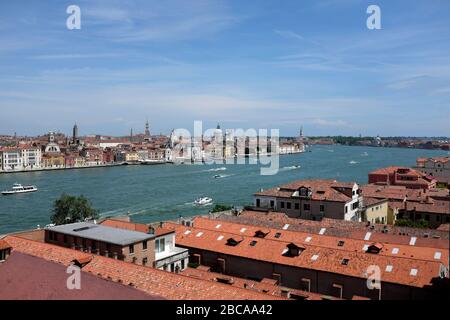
top-left (1, 183), bottom-right (38, 195)
top-left (194, 197), bottom-right (213, 206)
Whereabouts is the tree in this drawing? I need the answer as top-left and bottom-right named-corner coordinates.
top-left (395, 219), bottom-right (430, 229)
top-left (211, 204), bottom-right (233, 213)
top-left (51, 194), bottom-right (99, 225)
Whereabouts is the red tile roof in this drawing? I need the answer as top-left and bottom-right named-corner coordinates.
top-left (0, 239), bottom-right (11, 250)
top-left (0, 252), bottom-right (159, 300)
top-left (164, 218), bottom-right (447, 288)
top-left (187, 217), bottom-right (449, 264)
top-left (181, 267), bottom-right (338, 300)
top-left (230, 210), bottom-right (450, 246)
top-left (5, 236), bottom-right (282, 300)
top-left (100, 219), bottom-right (150, 233)
top-left (255, 179), bottom-right (356, 203)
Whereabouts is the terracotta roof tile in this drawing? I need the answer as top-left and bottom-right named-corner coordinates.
top-left (0, 239), bottom-right (12, 250)
top-left (100, 219), bottom-right (150, 233)
top-left (5, 236), bottom-right (282, 300)
top-left (165, 218), bottom-right (447, 288)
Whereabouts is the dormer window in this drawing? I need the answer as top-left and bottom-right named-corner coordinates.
top-left (254, 230), bottom-right (269, 238)
top-left (226, 237), bottom-right (243, 247)
top-left (283, 243), bottom-right (304, 257)
top-left (299, 187), bottom-right (311, 197)
top-left (367, 243), bottom-right (383, 254)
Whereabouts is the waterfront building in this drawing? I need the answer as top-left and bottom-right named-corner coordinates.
top-left (165, 215), bottom-right (449, 300)
top-left (41, 153), bottom-right (65, 169)
top-left (368, 166), bottom-right (437, 190)
top-left (80, 147), bottom-right (104, 166)
top-left (254, 179), bottom-right (362, 221)
top-left (102, 148), bottom-right (115, 164)
top-left (0, 145), bottom-right (41, 172)
top-left (148, 148), bottom-right (166, 161)
top-left (0, 147), bottom-right (23, 171)
top-left (125, 151), bottom-right (139, 162)
top-left (416, 157), bottom-right (450, 188)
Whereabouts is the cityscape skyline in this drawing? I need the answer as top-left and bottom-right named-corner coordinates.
top-left (0, 0), bottom-right (449, 136)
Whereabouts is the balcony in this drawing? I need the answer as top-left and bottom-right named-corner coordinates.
top-left (154, 246), bottom-right (189, 269)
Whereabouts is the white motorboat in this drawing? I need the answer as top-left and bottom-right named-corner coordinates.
top-left (194, 197), bottom-right (213, 206)
top-left (2, 183), bottom-right (38, 195)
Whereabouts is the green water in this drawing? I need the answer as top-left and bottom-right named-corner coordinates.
top-left (0, 145), bottom-right (448, 234)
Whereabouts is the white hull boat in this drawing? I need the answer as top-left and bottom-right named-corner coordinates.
top-left (194, 197), bottom-right (213, 206)
top-left (2, 183), bottom-right (38, 195)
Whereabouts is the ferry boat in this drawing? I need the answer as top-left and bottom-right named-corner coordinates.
top-left (194, 197), bottom-right (213, 206)
top-left (1, 183), bottom-right (38, 195)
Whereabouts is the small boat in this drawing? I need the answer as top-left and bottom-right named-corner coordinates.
top-left (213, 174), bottom-right (222, 179)
top-left (194, 197), bottom-right (213, 206)
top-left (2, 183), bottom-right (38, 195)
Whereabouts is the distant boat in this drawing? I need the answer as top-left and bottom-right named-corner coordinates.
top-left (194, 197), bottom-right (213, 206)
top-left (361, 152), bottom-right (369, 156)
top-left (2, 183), bottom-right (38, 195)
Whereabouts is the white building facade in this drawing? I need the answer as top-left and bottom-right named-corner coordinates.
top-left (153, 230), bottom-right (189, 273)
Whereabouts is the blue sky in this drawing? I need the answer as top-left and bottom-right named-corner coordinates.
top-left (0, 0), bottom-right (449, 137)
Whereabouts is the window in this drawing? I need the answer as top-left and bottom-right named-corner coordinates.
top-left (256, 199), bottom-right (261, 207)
top-left (280, 202), bottom-right (285, 209)
top-left (250, 240), bottom-right (257, 247)
top-left (332, 284), bottom-right (343, 299)
top-left (320, 205), bottom-right (325, 212)
top-left (272, 273), bottom-right (282, 285)
top-left (301, 278), bottom-right (311, 292)
top-left (129, 244), bottom-right (135, 254)
top-left (217, 258), bottom-right (226, 273)
top-left (143, 257), bottom-right (148, 265)
top-left (345, 206), bottom-right (348, 213)
top-left (270, 200), bottom-right (275, 208)
top-left (274, 232), bottom-right (281, 238)
top-left (303, 203), bottom-right (310, 211)
top-left (295, 203), bottom-right (299, 210)
top-left (287, 202), bottom-right (291, 209)
top-left (143, 240), bottom-right (148, 250)
top-left (338, 240), bottom-right (345, 247)
top-left (341, 258), bottom-right (349, 266)
top-left (155, 238), bottom-right (165, 253)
